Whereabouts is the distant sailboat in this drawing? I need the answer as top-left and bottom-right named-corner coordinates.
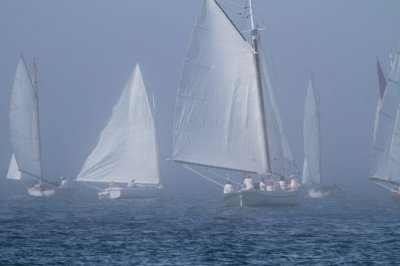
top-left (8, 56), bottom-right (57, 197)
top-left (172, 0), bottom-right (299, 207)
top-left (370, 48), bottom-right (400, 198)
top-left (76, 63), bottom-right (162, 199)
top-left (302, 76), bottom-right (338, 198)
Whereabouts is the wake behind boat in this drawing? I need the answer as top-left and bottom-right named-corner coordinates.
top-left (7, 56), bottom-right (63, 197)
top-left (76, 63), bottom-right (163, 200)
top-left (172, 0), bottom-right (299, 207)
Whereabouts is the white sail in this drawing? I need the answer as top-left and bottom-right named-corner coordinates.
top-left (173, 0), bottom-right (269, 174)
top-left (373, 49), bottom-right (400, 179)
top-left (302, 78), bottom-right (321, 185)
top-left (10, 57), bottom-right (42, 179)
top-left (77, 63), bottom-right (160, 185)
top-left (6, 154), bottom-right (22, 180)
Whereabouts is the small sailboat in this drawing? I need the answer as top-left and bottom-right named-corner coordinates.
top-left (370, 48), bottom-right (400, 198)
top-left (76, 63), bottom-right (162, 199)
top-left (302, 76), bottom-right (339, 198)
top-left (8, 56), bottom-right (57, 197)
top-left (172, 0), bottom-right (299, 207)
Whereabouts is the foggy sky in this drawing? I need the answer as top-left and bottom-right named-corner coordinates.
top-left (1, 0), bottom-right (400, 196)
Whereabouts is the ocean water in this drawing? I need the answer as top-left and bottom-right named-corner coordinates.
top-left (0, 189), bottom-right (399, 265)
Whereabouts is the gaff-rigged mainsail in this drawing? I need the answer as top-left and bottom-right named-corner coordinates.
top-left (10, 57), bottom-right (42, 179)
top-left (173, 0), bottom-right (290, 176)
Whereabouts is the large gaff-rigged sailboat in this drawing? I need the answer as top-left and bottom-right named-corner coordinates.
top-left (172, 0), bottom-right (299, 207)
top-left (302, 77), bottom-right (339, 198)
top-left (370, 48), bottom-right (400, 198)
top-left (76, 63), bottom-right (162, 199)
top-left (8, 56), bottom-right (57, 197)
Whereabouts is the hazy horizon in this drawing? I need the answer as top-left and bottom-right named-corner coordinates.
top-left (1, 0), bottom-right (400, 197)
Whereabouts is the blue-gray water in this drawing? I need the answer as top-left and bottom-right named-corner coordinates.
top-left (0, 190), bottom-right (399, 265)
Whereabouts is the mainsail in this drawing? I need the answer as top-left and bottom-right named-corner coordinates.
top-left (302, 78), bottom-right (321, 185)
top-left (77, 63), bottom-right (160, 185)
top-left (173, 0), bottom-right (291, 176)
top-left (9, 57), bottom-right (42, 179)
top-left (373, 49), bottom-right (400, 181)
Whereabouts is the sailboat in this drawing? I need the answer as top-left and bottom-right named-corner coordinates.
top-left (8, 56), bottom-right (57, 197)
top-left (172, 0), bottom-right (299, 207)
top-left (302, 77), bottom-right (339, 198)
top-left (370, 48), bottom-right (400, 198)
top-left (76, 63), bottom-right (162, 200)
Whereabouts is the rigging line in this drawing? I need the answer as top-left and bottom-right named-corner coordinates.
top-left (183, 164), bottom-right (224, 187)
top-left (83, 182), bottom-right (103, 191)
top-left (207, 169), bottom-right (241, 185)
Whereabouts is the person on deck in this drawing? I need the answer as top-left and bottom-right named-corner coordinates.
top-left (59, 176), bottom-right (68, 189)
top-left (259, 178), bottom-right (266, 191)
top-left (279, 177), bottom-right (287, 191)
top-left (128, 178), bottom-right (136, 188)
top-left (223, 180), bottom-right (234, 194)
top-left (242, 175), bottom-right (254, 191)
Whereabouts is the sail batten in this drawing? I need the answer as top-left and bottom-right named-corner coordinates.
top-left (77, 64), bottom-right (160, 185)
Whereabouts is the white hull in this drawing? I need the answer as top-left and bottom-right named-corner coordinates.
top-left (308, 189), bottom-right (329, 198)
top-left (223, 189), bottom-right (299, 207)
top-left (27, 186), bottom-right (56, 197)
top-left (390, 189), bottom-right (400, 200)
top-left (98, 186), bottom-right (163, 200)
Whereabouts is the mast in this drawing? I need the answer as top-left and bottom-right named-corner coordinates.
top-left (152, 93), bottom-right (162, 186)
top-left (32, 58), bottom-right (43, 181)
top-left (248, 0), bottom-right (272, 173)
top-left (311, 73), bottom-right (322, 185)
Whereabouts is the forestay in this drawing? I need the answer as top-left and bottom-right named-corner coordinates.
top-left (373, 49), bottom-right (400, 180)
top-left (10, 58), bottom-right (42, 178)
top-left (173, 0), bottom-right (269, 174)
top-left (302, 78), bottom-right (321, 185)
top-left (77, 64), bottom-right (160, 185)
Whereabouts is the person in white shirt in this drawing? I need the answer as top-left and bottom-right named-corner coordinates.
top-left (223, 180), bottom-right (234, 194)
top-left (266, 181), bottom-right (274, 191)
top-left (279, 177), bottom-right (287, 191)
top-left (259, 178), bottom-right (266, 191)
top-left (59, 176), bottom-right (68, 189)
top-left (128, 178), bottom-right (136, 188)
top-left (242, 175), bottom-right (254, 191)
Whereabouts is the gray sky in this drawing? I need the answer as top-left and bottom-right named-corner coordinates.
top-left (1, 0), bottom-right (400, 196)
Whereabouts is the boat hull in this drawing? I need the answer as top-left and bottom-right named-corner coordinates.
top-left (308, 189), bottom-right (329, 198)
top-left (223, 189), bottom-right (299, 207)
top-left (27, 186), bottom-right (56, 197)
top-left (98, 187), bottom-right (163, 200)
